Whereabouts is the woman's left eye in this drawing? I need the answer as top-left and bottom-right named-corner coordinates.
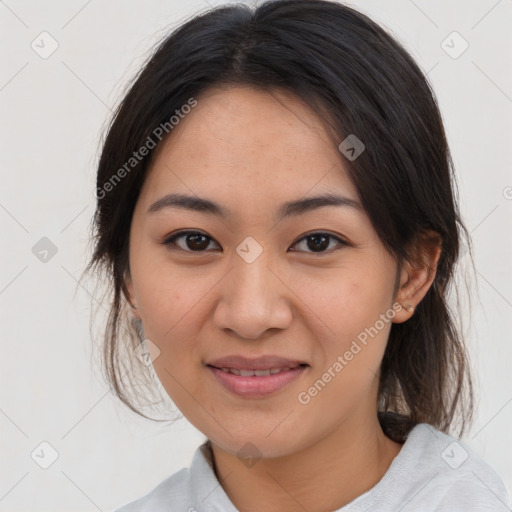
top-left (162, 230), bottom-right (347, 255)
top-left (163, 231), bottom-right (220, 252)
top-left (290, 232), bottom-right (347, 254)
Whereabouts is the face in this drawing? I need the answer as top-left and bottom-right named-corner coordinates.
top-left (126, 85), bottom-right (407, 458)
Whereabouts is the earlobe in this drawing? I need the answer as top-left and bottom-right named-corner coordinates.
top-left (392, 267), bottom-right (416, 324)
top-left (129, 300), bottom-right (141, 320)
top-left (125, 276), bottom-right (141, 319)
top-left (392, 230), bottom-right (442, 324)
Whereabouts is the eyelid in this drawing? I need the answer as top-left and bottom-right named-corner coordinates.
top-left (162, 229), bottom-right (349, 253)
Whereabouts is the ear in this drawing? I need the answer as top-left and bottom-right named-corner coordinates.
top-left (392, 230), bottom-right (442, 324)
top-left (125, 274), bottom-right (141, 320)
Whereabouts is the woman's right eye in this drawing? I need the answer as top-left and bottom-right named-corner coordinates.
top-left (162, 231), bottom-right (221, 252)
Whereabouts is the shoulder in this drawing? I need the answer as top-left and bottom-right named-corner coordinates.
top-left (113, 466), bottom-right (193, 512)
top-left (112, 441), bottom-right (238, 512)
top-left (386, 423), bottom-right (511, 511)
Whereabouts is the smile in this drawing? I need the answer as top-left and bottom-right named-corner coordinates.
top-left (217, 366), bottom-right (299, 376)
top-left (206, 363), bottom-right (308, 398)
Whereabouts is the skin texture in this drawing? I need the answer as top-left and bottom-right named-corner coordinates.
top-left (126, 85), bottom-right (441, 511)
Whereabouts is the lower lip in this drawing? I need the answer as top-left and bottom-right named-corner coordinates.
top-left (207, 365), bottom-right (308, 398)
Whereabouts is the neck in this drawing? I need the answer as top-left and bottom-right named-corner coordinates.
top-left (209, 409), bottom-right (403, 512)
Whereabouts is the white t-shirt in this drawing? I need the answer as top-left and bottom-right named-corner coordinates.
top-left (113, 423), bottom-right (511, 511)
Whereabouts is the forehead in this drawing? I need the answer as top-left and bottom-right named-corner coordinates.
top-left (139, 85), bottom-right (360, 213)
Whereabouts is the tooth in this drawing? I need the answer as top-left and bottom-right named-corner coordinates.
top-left (254, 369), bottom-right (271, 376)
top-left (218, 366), bottom-right (299, 377)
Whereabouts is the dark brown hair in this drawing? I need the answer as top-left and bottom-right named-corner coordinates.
top-left (81, 0), bottom-right (475, 442)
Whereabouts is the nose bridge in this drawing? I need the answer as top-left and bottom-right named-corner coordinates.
top-left (213, 241), bottom-right (292, 339)
top-left (231, 235), bottom-right (276, 301)
top-left (233, 249), bottom-right (273, 304)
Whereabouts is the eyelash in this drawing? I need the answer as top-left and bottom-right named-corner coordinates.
top-left (162, 230), bottom-right (348, 255)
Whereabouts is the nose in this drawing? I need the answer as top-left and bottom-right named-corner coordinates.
top-left (212, 250), bottom-right (293, 340)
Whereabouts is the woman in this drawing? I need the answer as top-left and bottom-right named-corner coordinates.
top-left (83, 0), bottom-right (511, 510)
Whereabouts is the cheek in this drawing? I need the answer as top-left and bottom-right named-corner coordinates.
top-left (291, 266), bottom-right (388, 339)
top-left (132, 252), bottom-right (211, 341)
top-left (291, 265), bottom-right (393, 386)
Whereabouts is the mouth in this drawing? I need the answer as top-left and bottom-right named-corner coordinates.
top-left (205, 355), bottom-right (309, 398)
top-left (208, 364), bottom-right (307, 377)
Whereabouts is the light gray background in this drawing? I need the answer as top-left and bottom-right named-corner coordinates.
top-left (1, 0), bottom-right (511, 510)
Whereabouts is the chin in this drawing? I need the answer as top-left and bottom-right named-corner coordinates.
top-left (206, 425), bottom-right (311, 461)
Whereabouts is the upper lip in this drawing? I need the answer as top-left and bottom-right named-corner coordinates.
top-left (207, 355), bottom-right (308, 371)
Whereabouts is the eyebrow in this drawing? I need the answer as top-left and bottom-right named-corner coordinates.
top-left (146, 192), bottom-right (362, 220)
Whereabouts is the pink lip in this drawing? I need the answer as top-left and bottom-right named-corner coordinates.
top-left (206, 365), bottom-right (308, 398)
